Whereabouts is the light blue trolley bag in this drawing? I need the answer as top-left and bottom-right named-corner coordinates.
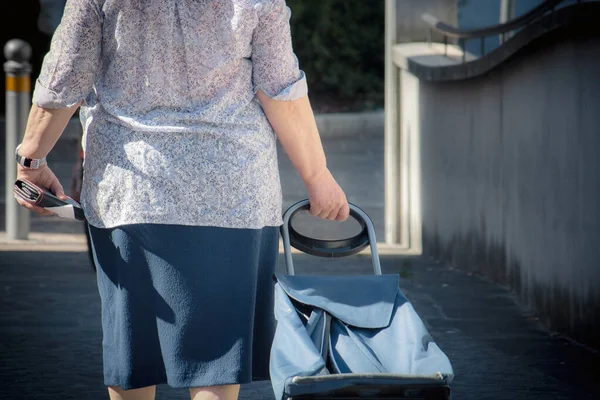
top-left (270, 199), bottom-right (455, 400)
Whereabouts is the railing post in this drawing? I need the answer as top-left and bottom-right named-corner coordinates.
top-left (499, 0), bottom-right (516, 43)
top-left (444, 35), bottom-right (448, 56)
top-left (4, 39), bottom-right (32, 240)
top-left (384, 0), bottom-right (400, 245)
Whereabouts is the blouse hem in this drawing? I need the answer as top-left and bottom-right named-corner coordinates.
top-left (85, 217), bottom-right (284, 231)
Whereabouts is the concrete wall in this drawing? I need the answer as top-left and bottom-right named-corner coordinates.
top-left (418, 36), bottom-right (600, 348)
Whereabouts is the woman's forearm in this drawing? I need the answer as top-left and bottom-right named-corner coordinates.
top-left (17, 103), bottom-right (80, 158)
top-left (256, 91), bottom-right (327, 185)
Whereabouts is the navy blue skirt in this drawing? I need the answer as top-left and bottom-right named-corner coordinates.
top-left (88, 223), bottom-right (280, 390)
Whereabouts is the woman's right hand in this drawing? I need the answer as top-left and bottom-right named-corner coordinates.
top-left (304, 168), bottom-right (350, 221)
top-left (15, 164), bottom-right (67, 217)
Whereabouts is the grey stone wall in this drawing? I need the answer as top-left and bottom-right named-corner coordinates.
top-left (418, 35), bottom-right (600, 348)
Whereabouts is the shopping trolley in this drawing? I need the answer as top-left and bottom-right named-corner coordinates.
top-left (270, 199), bottom-right (454, 400)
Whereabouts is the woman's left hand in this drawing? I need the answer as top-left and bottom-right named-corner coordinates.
top-left (15, 165), bottom-right (67, 216)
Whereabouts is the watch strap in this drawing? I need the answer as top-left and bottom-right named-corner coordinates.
top-left (15, 144), bottom-right (47, 169)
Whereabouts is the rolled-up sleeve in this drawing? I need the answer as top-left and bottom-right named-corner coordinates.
top-left (33, 0), bottom-right (102, 108)
top-left (252, 0), bottom-right (307, 101)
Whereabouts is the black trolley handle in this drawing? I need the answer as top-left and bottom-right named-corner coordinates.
top-left (281, 199), bottom-right (382, 276)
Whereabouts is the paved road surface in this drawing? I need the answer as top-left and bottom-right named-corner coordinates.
top-left (2, 249), bottom-right (599, 400)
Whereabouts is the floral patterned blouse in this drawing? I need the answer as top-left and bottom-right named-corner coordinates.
top-left (33, 0), bottom-right (307, 229)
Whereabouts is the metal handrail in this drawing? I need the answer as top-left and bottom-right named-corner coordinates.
top-left (420, 0), bottom-right (580, 63)
top-left (422, 0), bottom-right (567, 39)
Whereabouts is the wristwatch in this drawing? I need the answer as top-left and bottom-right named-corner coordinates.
top-left (15, 144), bottom-right (47, 169)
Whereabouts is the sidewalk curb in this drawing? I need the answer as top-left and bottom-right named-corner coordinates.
top-left (0, 231), bottom-right (413, 256)
top-left (0, 110), bottom-right (384, 142)
top-left (0, 232), bottom-right (88, 252)
top-left (315, 110), bottom-right (384, 138)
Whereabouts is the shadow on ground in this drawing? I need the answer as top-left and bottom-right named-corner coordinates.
top-left (0, 248), bottom-right (598, 400)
